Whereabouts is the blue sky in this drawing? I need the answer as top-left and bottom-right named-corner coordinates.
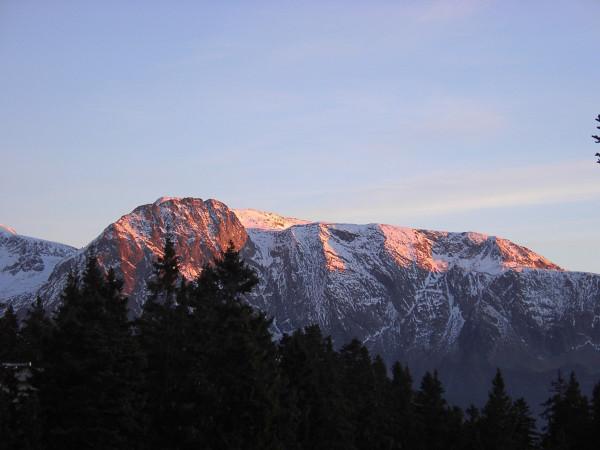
top-left (1, 0), bottom-right (600, 272)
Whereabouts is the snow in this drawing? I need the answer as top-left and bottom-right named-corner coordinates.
top-left (0, 229), bottom-right (76, 307)
top-left (0, 224), bottom-right (17, 235)
top-left (153, 196), bottom-right (182, 206)
top-left (234, 209), bottom-right (312, 230)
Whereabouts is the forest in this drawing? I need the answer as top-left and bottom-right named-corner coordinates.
top-left (1, 238), bottom-right (599, 450)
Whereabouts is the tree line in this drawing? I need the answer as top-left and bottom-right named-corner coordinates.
top-left (1, 238), bottom-right (600, 449)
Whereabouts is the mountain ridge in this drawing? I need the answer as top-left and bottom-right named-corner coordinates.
top-left (2, 196), bottom-right (600, 407)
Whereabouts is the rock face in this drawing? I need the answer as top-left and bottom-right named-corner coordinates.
top-left (4, 198), bottom-right (600, 407)
top-left (0, 224), bottom-right (76, 310)
top-left (37, 197), bottom-right (248, 312)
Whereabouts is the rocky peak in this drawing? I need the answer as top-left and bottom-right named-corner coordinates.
top-left (38, 197), bottom-right (248, 311)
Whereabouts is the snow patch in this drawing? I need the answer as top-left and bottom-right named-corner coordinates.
top-left (234, 209), bottom-right (311, 231)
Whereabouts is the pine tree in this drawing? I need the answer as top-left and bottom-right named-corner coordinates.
top-left (0, 305), bottom-right (21, 362)
top-left (20, 297), bottom-right (53, 366)
top-left (593, 114), bottom-right (600, 163)
top-left (42, 256), bottom-right (143, 449)
top-left (480, 369), bottom-right (514, 450)
top-left (390, 362), bottom-right (417, 449)
top-left (136, 234), bottom-right (186, 449)
top-left (0, 304), bottom-right (23, 449)
top-left (193, 241), bottom-right (258, 305)
top-left (339, 339), bottom-right (374, 449)
top-left (511, 397), bottom-right (537, 450)
top-left (186, 245), bottom-right (281, 449)
top-left (462, 405), bottom-right (482, 450)
top-left (591, 381), bottom-right (600, 443)
top-left (369, 355), bottom-right (395, 449)
top-left (414, 371), bottom-right (460, 450)
top-left (542, 371), bottom-right (591, 450)
top-left (146, 233), bottom-right (180, 306)
top-left (278, 325), bottom-right (353, 450)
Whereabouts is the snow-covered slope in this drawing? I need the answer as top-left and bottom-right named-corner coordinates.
top-left (0, 224), bottom-right (76, 308)
top-left (4, 198), bottom-right (600, 406)
top-left (236, 210), bottom-right (600, 406)
top-left (233, 209), bottom-right (312, 230)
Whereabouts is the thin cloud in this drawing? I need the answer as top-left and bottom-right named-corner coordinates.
top-left (304, 160), bottom-right (599, 221)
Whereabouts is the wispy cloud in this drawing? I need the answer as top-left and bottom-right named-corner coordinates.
top-left (305, 160), bottom-right (600, 221)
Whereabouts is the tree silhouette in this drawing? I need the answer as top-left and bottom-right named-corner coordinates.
top-left (593, 114), bottom-right (600, 163)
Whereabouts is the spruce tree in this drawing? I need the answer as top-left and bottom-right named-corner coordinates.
top-left (278, 325), bottom-right (353, 450)
top-left (20, 297), bottom-right (53, 366)
top-left (542, 371), bottom-right (591, 450)
top-left (369, 355), bottom-right (395, 449)
top-left (136, 234), bottom-right (186, 449)
top-left (462, 405), bottom-right (482, 450)
top-left (193, 241), bottom-right (258, 305)
top-left (511, 397), bottom-right (537, 449)
top-left (0, 305), bottom-right (21, 362)
top-left (185, 245), bottom-right (281, 449)
top-left (593, 114), bottom-right (600, 163)
top-left (415, 371), bottom-right (458, 450)
top-left (591, 381), bottom-right (600, 443)
top-left (339, 339), bottom-right (374, 449)
top-left (42, 256), bottom-right (143, 449)
top-left (146, 233), bottom-right (180, 305)
top-left (0, 305), bottom-right (24, 450)
top-left (390, 362), bottom-right (417, 449)
top-left (480, 369), bottom-right (514, 450)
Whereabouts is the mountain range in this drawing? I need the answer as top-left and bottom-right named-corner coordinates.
top-left (2, 196), bottom-right (600, 408)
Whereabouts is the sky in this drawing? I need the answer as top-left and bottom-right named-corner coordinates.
top-left (1, 0), bottom-right (600, 272)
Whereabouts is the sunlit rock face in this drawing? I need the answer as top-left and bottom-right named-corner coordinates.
top-left (0, 225), bottom-right (76, 310)
top-left (37, 197), bottom-right (248, 312)
top-left (4, 198), bottom-right (600, 407)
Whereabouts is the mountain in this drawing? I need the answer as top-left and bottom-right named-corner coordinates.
top-left (237, 210), bottom-right (600, 407)
top-left (4, 197), bottom-right (600, 407)
top-left (36, 197), bottom-right (247, 312)
top-left (0, 224), bottom-right (76, 310)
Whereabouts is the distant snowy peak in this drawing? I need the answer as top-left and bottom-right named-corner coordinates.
top-left (234, 209), bottom-right (312, 231)
top-left (379, 225), bottom-right (561, 274)
top-left (0, 224), bottom-right (17, 236)
top-left (233, 205), bottom-right (562, 275)
top-left (0, 228), bottom-right (76, 307)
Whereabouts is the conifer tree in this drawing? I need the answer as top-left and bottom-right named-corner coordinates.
top-left (542, 371), bottom-right (591, 450)
top-left (415, 371), bottom-right (458, 450)
top-left (339, 339), bottom-right (374, 448)
top-left (591, 381), bottom-right (600, 442)
top-left (0, 305), bottom-right (24, 449)
top-left (480, 369), bottom-right (514, 450)
top-left (462, 405), bottom-right (482, 450)
top-left (390, 362), bottom-right (417, 449)
top-left (20, 297), bottom-right (53, 366)
top-left (593, 114), bottom-right (600, 163)
top-left (185, 244), bottom-right (281, 449)
top-left (511, 397), bottom-right (537, 449)
top-left (278, 325), bottom-right (353, 450)
top-left (0, 305), bottom-right (21, 362)
top-left (369, 355), bottom-right (395, 449)
top-left (42, 256), bottom-right (142, 450)
top-left (136, 234), bottom-right (186, 449)
top-left (146, 233), bottom-right (180, 305)
top-left (193, 241), bottom-right (258, 305)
